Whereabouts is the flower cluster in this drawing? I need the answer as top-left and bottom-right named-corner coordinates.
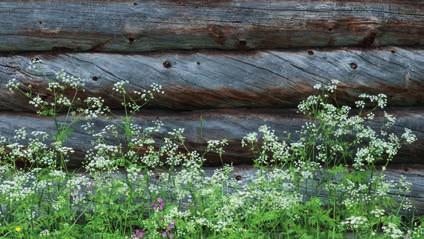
top-left (55, 69), bottom-right (85, 89)
top-left (358, 93), bottom-right (388, 109)
top-left (341, 216), bottom-right (368, 230)
top-left (1, 71), bottom-right (422, 238)
top-left (382, 223), bottom-right (404, 239)
top-left (1, 128), bottom-right (75, 168)
top-left (6, 78), bottom-right (21, 92)
top-left (85, 143), bottom-right (120, 172)
top-left (134, 83), bottom-right (165, 101)
top-left (113, 80), bottom-right (129, 94)
top-left (81, 97), bottom-right (110, 119)
top-left (206, 139), bottom-right (229, 156)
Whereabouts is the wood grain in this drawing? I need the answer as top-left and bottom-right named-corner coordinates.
top-left (205, 165), bottom-right (424, 216)
top-left (0, 1), bottom-right (423, 52)
top-left (0, 108), bottom-right (422, 167)
top-left (1, 47), bottom-right (424, 111)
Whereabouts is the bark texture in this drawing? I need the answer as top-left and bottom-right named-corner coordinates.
top-left (0, 108), bottom-right (422, 167)
top-left (207, 165), bottom-right (424, 216)
top-left (1, 47), bottom-right (424, 111)
top-left (0, 1), bottom-right (423, 52)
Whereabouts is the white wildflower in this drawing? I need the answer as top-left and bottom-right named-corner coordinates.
top-left (112, 80), bottom-right (129, 94)
top-left (382, 223), bottom-right (404, 239)
top-left (402, 128), bottom-right (417, 144)
top-left (6, 78), bottom-right (20, 92)
top-left (341, 216), bottom-right (368, 230)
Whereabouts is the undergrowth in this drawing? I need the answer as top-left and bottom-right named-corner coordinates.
top-left (0, 61), bottom-right (422, 238)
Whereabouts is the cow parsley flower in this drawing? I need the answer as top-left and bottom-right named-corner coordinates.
top-left (56, 69), bottom-right (85, 89)
top-left (6, 78), bottom-right (20, 92)
top-left (14, 128), bottom-right (27, 141)
top-left (384, 111), bottom-right (396, 127)
top-left (47, 81), bottom-right (63, 91)
top-left (113, 80), bottom-right (129, 94)
top-left (207, 139), bottom-right (229, 155)
top-left (355, 100), bottom-right (365, 109)
top-left (371, 208), bottom-right (385, 218)
top-left (313, 83), bottom-right (322, 90)
top-left (401, 128), bottom-right (417, 144)
top-left (341, 216), bottom-right (368, 230)
top-left (382, 223), bottom-right (404, 239)
top-left (359, 93), bottom-right (387, 109)
top-left (82, 97), bottom-right (110, 119)
top-left (241, 132), bottom-right (257, 148)
top-left (134, 83), bottom-right (165, 101)
top-left (29, 95), bottom-right (47, 108)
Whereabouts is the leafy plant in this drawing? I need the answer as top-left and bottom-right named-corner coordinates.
top-left (0, 67), bottom-right (422, 238)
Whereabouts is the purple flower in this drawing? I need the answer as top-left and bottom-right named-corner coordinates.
top-left (132, 229), bottom-right (145, 239)
top-left (161, 221), bottom-right (176, 239)
top-left (167, 221), bottom-right (175, 231)
top-left (152, 197), bottom-right (165, 211)
top-left (161, 231), bottom-right (174, 239)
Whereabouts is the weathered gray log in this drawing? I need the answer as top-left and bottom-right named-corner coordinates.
top-left (1, 47), bottom-right (424, 111)
top-left (0, 1), bottom-right (423, 52)
top-left (204, 165), bottom-right (424, 215)
top-left (384, 167), bottom-right (424, 215)
top-left (64, 165), bottom-right (424, 217)
top-left (0, 108), bottom-right (422, 167)
top-left (72, 165), bottom-right (424, 216)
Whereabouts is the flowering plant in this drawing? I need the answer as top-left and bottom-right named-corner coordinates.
top-left (0, 66), bottom-right (422, 238)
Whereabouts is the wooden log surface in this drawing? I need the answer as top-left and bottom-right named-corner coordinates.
top-left (0, 1), bottom-right (423, 52)
top-left (1, 47), bottom-right (424, 111)
top-left (66, 165), bottom-right (424, 216)
top-left (0, 108), bottom-right (422, 167)
top-left (204, 165), bottom-right (424, 215)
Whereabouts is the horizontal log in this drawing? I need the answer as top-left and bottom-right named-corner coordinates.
top-left (69, 165), bottom-right (424, 216)
top-left (1, 47), bottom-right (424, 111)
top-left (205, 165), bottom-right (424, 215)
top-left (0, 108), bottom-right (422, 167)
top-left (0, 1), bottom-right (423, 52)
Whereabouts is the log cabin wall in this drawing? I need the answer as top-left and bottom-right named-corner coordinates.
top-left (0, 0), bottom-right (423, 166)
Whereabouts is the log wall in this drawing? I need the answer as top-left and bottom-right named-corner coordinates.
top-left (0, 108), bottom-right (422, 167)
top-left (1, 47), bottom-right (424, 111)
top-left (210, 165), bottom-right (424, 215)
top-left (0, 1), bottom-right (423, 52)
top-left (0, 0), bottom-right (423, 167)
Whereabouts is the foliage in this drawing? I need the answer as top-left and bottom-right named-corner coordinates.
top-left (0, 63), bottom-right (422, 238)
